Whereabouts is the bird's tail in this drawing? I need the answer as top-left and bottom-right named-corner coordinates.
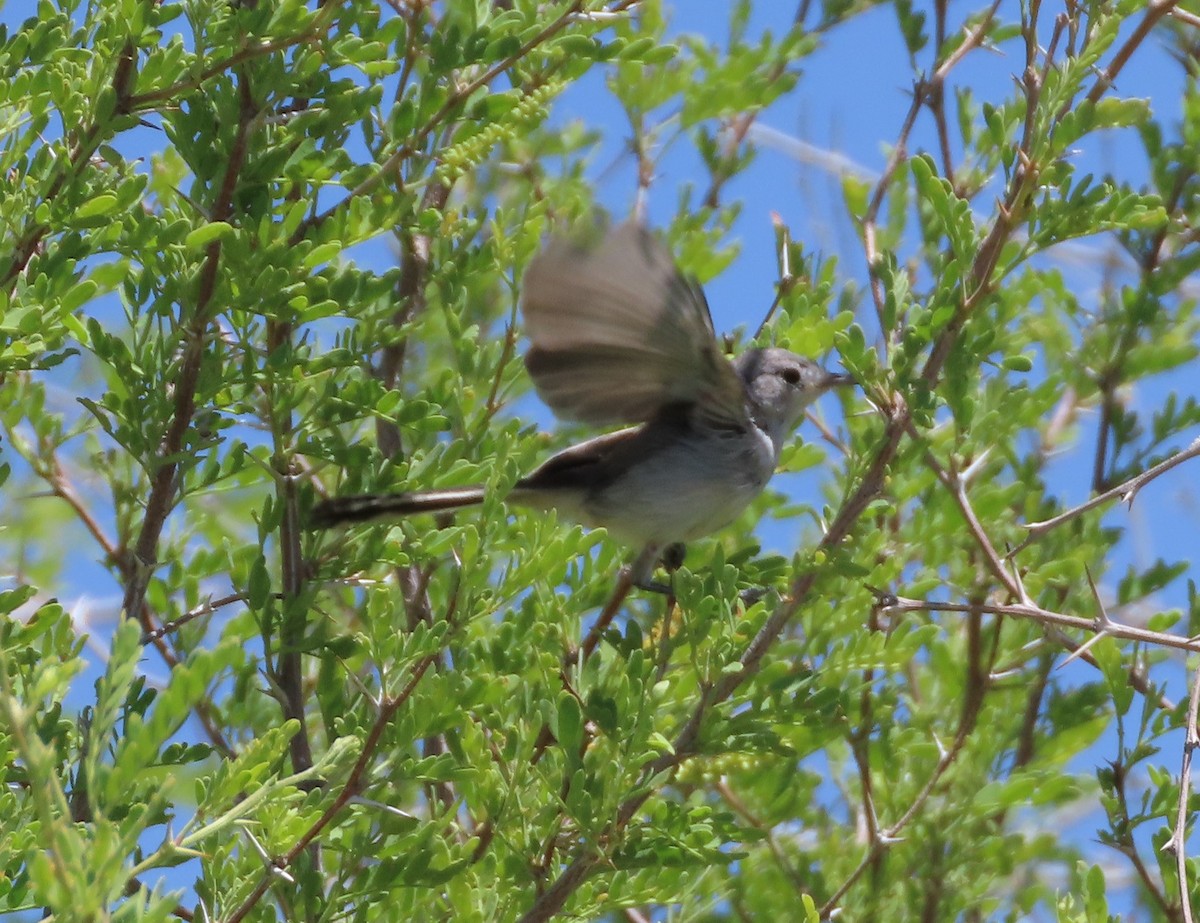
top-left (309, 487), bottom-right (486, 528)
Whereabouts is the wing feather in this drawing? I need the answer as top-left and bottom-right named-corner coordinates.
top-left (521, 221), bottom-right (747, 426)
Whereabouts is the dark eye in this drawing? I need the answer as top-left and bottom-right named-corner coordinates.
top-left (780, 366), bottom-right (801, 386)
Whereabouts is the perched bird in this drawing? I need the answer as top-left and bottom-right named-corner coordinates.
top-left (311, 221), bottom-right (850, 585)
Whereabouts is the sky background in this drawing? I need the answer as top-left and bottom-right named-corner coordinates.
top-left (3, 0), bottom-right (1199, 917)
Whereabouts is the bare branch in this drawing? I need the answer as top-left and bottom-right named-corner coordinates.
top-left (1162, 661), bottom-right (1200, 923)
top-left (1085, 0), bottom-right (1183, 104)
top-left (880, 594), bottom-right (1200, 655)
top-left (1017, 436), bottom-right (1200, 553)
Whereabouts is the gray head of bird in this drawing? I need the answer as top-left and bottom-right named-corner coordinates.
top-left (735, 347), bottom-right (853, 447)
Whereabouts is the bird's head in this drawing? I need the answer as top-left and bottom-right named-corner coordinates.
top-left (735, 347), bottom-right (853, 447)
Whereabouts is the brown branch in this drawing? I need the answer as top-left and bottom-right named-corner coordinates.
top-left (45, 458), bottom-right (120, 567)
top-left (1109, 747), bottom-right (1178, 918)
top-left (528, 551), bottom-right (648, 764)
top-left (881, 595), bottom-right (1200, 655)
top-left (900, 435), bottom-right (1171, 701)
top-left (862, 90), bottom-right (922, 330)
top-left (141, 593), bottom-right (247, 643)
top-left (820, 603), bottom-right (987, 917)
top-left (1084, 0), bottom-right (1182, 104)
top-left (268, 359), bottom-right (316, 779)
top-left (911, 436), bottom-right (1020, 600)
top-left (23, 428), bottom-right (237, 757)
top-left (850, 601), bottom-right (882, 851)
top-left (699, 0), bottom-right (808, 211)
top-left (575, 550), bottom-right (645, 662)
top-left (1162, 662), bottom-right (1200, 923)
top-left (1013, 652), bottom-right (1052, 769)
top-left (1171, 7), bottom-right (1200, 28)
top-left (121, 72), bottom-right (257, 630)
top-left (1, 35), bottom-right (138, 288)
top-left (126, 5), bottom-right (342, 111)
top-left (715, 778), bottom-right (810, 898)
top-left (300, 0), bottom-right (605, 238)
top-left (1017, 436), bottom-right (1200, 553)
top-left (224, 625), bottom-right (453, 923)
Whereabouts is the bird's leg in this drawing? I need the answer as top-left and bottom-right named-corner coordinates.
top-left (629, 542), bottom-right (679, 594)
top-left (626, 542), bottom-right (664, 592)
top-left (661, 542), bottom-right (686, 571)
top-left (574, 544), bottom-right (656, 663)
top-left (738, 585), bottom-right (769, 605)
top-left (634, 542), bottom-right (764, 604)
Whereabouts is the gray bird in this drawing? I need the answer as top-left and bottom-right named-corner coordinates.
top-left (311, 221), bottom-right (851, 585)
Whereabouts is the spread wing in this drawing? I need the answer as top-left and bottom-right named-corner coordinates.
top-left (521, 221), bottom-right (748, 427)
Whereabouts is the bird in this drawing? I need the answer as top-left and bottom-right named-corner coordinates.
top-left (311, 221), bottom-right (851, 587)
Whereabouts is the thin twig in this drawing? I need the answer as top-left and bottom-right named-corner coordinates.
top-left (880, 595), bottom-right (1200, 655)
top-left (224, 630), bottom-right (452, 923)
top-left (820, 652), bottom-right (984, 917)
top-left (576, 549), bottom-right (647, 662)
top-left (1162, 661), bottom-right (1200, 923)
top-left (46, 460), bottom-right (119, 563)
top-left (141, 593), bottom-right (246, 643)
top-left (1084, 0), bottom-right (1182, 104)
top-left (1016, 436), bottom-right (1200, 553)
top-left (716, 778), bottom-right (810, 897)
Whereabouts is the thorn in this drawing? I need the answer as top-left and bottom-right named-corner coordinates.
top-left (960, 448), bottom-right (992, 484)
top-left (1009, 559), bottom-right (1031, 606)
top-left (1084, 565), bottom-right (1113, 628)
top-left (1058, 630), bottom-right (1108, 668)
top-left (349, 795), bottom-right (418, 820)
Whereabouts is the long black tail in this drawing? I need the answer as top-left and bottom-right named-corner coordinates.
top-left (309, 487), bottom-right (486, 528)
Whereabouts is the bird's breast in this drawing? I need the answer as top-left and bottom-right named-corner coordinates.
top-left (580, 424), bottom-right (777, 545)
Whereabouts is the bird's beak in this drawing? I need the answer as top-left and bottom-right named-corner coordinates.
top-left (823, 370), bottom-right (856, 389)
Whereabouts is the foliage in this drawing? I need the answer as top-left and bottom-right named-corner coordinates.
top-left (1, 0), bottom-right (1198, 920)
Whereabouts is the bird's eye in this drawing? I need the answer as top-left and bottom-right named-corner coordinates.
top-left (780, 366), bottom-right (802, 386)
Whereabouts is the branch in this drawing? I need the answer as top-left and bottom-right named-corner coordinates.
top-left (1084, 0), bottom-right (1182, 104)
top-left (1, 35), bottom-right (138, 288)
top-left (715, 778), bottom-right (810, 898)
top-left (820, 624), bottom-right (985, 917)
top-left (140, 593), bottom-right (246, 643)
top-left (1162, 661), bottom-right (1200, 923)
top-left (224, 642), bottom-right (447, 923)
top-left (126, 4), bottom-right (342, 110)
top-left (879, 594), bottom-right (1200, 655)
top-left (120, 71), bottom-right (258, 630)
top-left (1016, 436), bottom-right (1200, 553)
top-left (300, 0), bottom-right (623, 238)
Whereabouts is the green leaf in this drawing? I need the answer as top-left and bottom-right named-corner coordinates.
top-left (184, 221), bottom-right (235, 249)
top-left (555, 692), bottom-right (583, 757)
top-left (74, 194), bottom-right (118, 220)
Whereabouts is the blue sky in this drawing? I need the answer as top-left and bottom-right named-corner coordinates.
top-left (3, 0), bottom-right (1198, 916)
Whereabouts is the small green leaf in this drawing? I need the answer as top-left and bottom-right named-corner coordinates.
top-left (61, 279), bottom-right (97, 313)
top-left (247, 555), bottom-right (271, 609)
top-left (75, 194), bottom-right (118, 220)
top-left (1002, 354), bottom-right (1033, 372)
top-left (555, 692), bottom-right (582, 756)
top-left (185, 221), bottom-right (235, 249)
